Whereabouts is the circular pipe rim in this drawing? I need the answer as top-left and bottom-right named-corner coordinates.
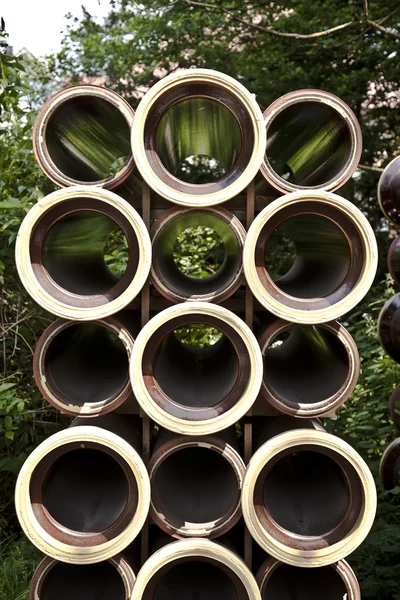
top-left (379, 437), bottom-right (400, 490)
top-left (377, 293), bottom-right (400, 362)
top-left (148, 435), bottom-right (246, 538)
top-left (389, 384), bottom-right (400, 430)
top-left (30, 554), bottom-right (136, 600)
top-left (243, 190), bottom-right (378, 324)
top-left (33, 85), bottom-right (136, 189)
top-left (129, 302), bottom-right (263, 435)
top-left (131, 68), bottom-right (266, 207)
top-left (241, 429), bottom-right (376, 567)
top-left (150, 206), bottom-right (246, 303)
top-left (33, 317), bottom-right (134, 417)
top-left (15, 186), bottom-right (151, 321)
top-left (15, 426), bottom-right (150, 564)
top-left (132, 538), bottom-right (261, 599)
top-left (387, 236), bottom-right (400, 285)
top-left (256, 557), bottom-right (360, 600)
top-left (378, 156), bottom-right (400, 225)
top-left (259, 319), bottom-right (360, 417)
top-left (260, 89), bottom-right (362, 194)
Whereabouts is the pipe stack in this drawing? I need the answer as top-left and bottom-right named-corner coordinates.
top-left (377, 159), bottom-right (400, 491)
top-left (13, 69), bottom-right (379, 599)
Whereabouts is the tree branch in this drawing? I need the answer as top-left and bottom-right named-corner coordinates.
top-left (358, 164), bottom-right (384, 173)
top-left (185, 0), bottom-right (400, 42)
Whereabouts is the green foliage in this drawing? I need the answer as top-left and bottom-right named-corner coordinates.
top-left (173, 225), bottom-right (225, 278)
top-left (174, 324), bottom-right (222, 347)
top-left (0, 537), bottom-right (41, 600)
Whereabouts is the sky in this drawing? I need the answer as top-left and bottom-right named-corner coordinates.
top-left (1, 0), bottom-right (112, 57)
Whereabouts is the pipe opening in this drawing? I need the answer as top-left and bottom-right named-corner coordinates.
top-left (264, 325), bottom-right (349, 405)
top-left (42, 210), bottom-right (131, 296)
top-left (45, 96), bottom-right (131, 183)
top-left (266, 101), bottom-right (352, 187)
top-left (144, 559), bottom-right (242, 600)
top-left (152, 446), bottom-right (239, 526)
top-left (44, 323), bottom-right (129, 407)
top-left (262, 563), bottom-right (347, 600)
top-left (152, 210), bottom-right (244, 302)
top-left (41, 448), bottom-right (130, 532)
top-left (265, 214), bottom-right (351, 299)
top-left (155, 97), bottom-right (242, 184)
top-left (263, 451), bottom-right (350, 536)
top-left (39, 561), bottom-right (126, 600)
top-left (153, 326), bottom-right (239, 408)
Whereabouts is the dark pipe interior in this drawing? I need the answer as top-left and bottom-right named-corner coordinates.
top-left (154, 329), bottom-right (239, 407)
top-left (43, 210), bottom-right (129, 295)
top-left (266, 101), bottom-right (352, 187)
top-left (262, 563), bottom-right (347, 600)
top-left (45, 323), bottom-right (129, 406)
top-left (45, 96), bottom-right (131, 182)
top-left (42, 448), bottom-right (130, 532)
top-left (263, 451), bottom-right (349, 536)
top-left (153, 447), bottom-right (239, 524)
top-left (264, 325), bottom-right (349, 405)
top-left (39, 561), bottom-right (126, 600)
top-left (154, 212), bottom-right (242, 296)
top-left (155, 97), bottom-right (242, 184)
top-left (146, 560), bottom-right (240, 600)
top-left (265, 214), bottom-right (351, 299)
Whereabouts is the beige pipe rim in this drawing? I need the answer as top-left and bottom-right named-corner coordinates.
top-left (30, 554), bottom-right (136, 600)
top-left (33, 317), bottom-right (134, 417)
top-left (261, 89), bottom-right (362, 194)
top-left (259, 320), bottom-right (360, 417)
top-left (242, 429), bottom-right (376, 567)
top-left (33, 85), bottom-right (135, 189)
top-left (15, 426), bottom-right (150, 564)
top-left (243, 190), bottom-right (378, 324)
top-left (131, 68), bottom-right (266, 207)
top-left (15, 186), bottom-right (151, 320)
top-left (256, 557), bottom-right (360, 600)
top-left (132, 539), bottom-right (261, 599)
top-left (129, 302), bottom-right (263, 435)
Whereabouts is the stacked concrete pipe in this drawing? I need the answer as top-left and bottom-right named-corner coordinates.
top-left (12, 70), bottom-right (380, 599)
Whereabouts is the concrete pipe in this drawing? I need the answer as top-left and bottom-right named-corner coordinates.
top-left (33, 314), bottom-right (136, 417)
top-left (387, 236), bottom-right (400, 284)
top-left (133, 538), bottom-right (261, 599)
top-left (378, 293), bottom-right (400, 362)
top-left (244, 190), bottom-right (377, 324)
top-left (129, 302), bottom-right (263, 435)
top-left (380, 437), bottom-right (400, 490)
top-left (30, 554), bottom-right (136, 600)
top-left (150, 206), bottom-right (246, 303)
top-left (15, 186), bottom-right (151, 320)
top-left (389, 385), bottom-right (400, 430)
top-left (131, 68), bottom-right (266, 207)
top-left (33, 85), bottom-right (135, 189)
top-left (242, 426), bottom-right (376, 567)
top-left (15, 415), bottom-right (150, 563)
top-left (256, 557), bottom-right (360, 600)
top-left (148, 430), bottom-right (245, 538)
top-left (378, 156), bottom-right (400, 224)
top-left (259, 318), bottom-right (359, 417)
top-left (261, 89), bottom-right (362, 194)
